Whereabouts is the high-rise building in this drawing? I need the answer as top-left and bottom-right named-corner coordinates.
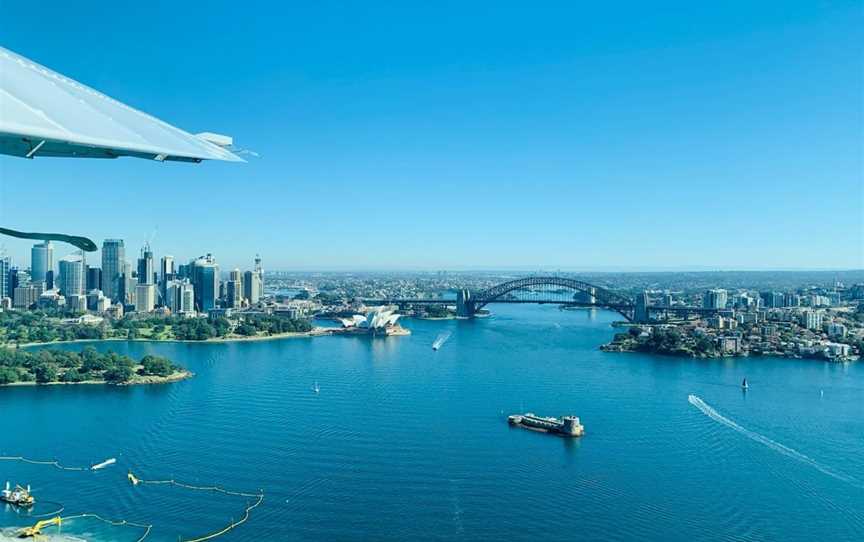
top-left (58, 254), bottom-right (85, 297)
top-left (800, 310), bottom-right (823, 330)
top-left (160, 255), bottom-right (175, 283)
top-left (119, 261), bottom-right (135, 306)
top-left (159, 255), bottom-right (175, 301)
top-left (86, 266), bottom-right (102, 291)
top-left (702, 289), bottom-right (728, 310)
top-left (101, 239), bottom-right (125, 302)
top-left (13, 285), bottom-right (40, 309)
top-left (137, 243), bottom-right (154, 285)
top-left (254, 254), bottom-right (264, 295)
top-left (135, 284), bottom-right (156, 312)
top-left (0, 254), bottom-right (10, 299)
top-left (31, 241), bottom-right (53, 285)
top-left (192, 254), bottom-right (219, 312)
top-left (166, 279), bottom-right (195, 314)
top-left (243, 269), bottom-right (263, 305)
top-left (226, 268), bottom-right (243, 308)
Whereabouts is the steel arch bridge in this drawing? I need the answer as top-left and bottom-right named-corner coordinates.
top-left (465, 276), bottom-right (636, 320)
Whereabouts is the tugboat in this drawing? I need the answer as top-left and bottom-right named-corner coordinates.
top-left (1, 481), bottom-right (35, 507)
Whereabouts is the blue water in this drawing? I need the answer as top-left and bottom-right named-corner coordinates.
top-left (2, 305), bottom-right (863, 541)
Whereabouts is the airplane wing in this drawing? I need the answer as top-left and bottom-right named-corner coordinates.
top-left (0, 46), bottom-right (243, 163)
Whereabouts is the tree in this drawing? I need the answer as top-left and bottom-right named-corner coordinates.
top-left (34, 363), bottom-right (59, 383)
top-left (0, 366), bottom-right (19, 384)
top-left (104, 364), bottom-right (133, 383)
top-left (61, 368), bottom-right (86, 383)
top-left (140, 355), bottom-right (174, 377)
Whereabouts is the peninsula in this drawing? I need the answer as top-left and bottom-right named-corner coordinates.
top-left (0, 347), bottom-right (191, 386)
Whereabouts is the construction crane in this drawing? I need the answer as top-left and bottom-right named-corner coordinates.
top-left (18, 516), bottom-right (61, 538)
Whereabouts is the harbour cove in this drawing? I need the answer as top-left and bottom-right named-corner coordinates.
top-left (1, 305), bottom-right (862, 541)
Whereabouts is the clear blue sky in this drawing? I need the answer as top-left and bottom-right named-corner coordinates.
top-left (0, 1), bottom-right (861, 271)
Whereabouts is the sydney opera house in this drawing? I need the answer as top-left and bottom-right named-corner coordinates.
top-left (339, 307), bottom-right (409, 336)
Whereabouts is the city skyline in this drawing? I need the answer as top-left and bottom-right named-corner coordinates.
top-left (0, 2), bottom-right (862, 270)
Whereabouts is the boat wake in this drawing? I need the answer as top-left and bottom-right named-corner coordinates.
top-left (432, 332), bottom-right (452, 350)
top-left (688, 395), bottom-right (861, 488)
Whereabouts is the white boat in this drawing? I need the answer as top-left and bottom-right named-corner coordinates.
top-left (432, 332), bottom-right (452, 351)
top-left (91, 457), bottom-right (117, 470)
top-left (313, 382), bottom-right (320, 394)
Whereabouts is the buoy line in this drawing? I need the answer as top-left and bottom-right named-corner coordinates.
top-left (127, 472), bottom-right (265, 542)
top-left (1, 454), bottom-right (265, 541)
top-left (59, 513), bottom-right (152, 542)
top-left (0, 455), bottom-right (87, 471)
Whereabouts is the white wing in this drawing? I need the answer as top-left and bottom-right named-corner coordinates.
top-left (0, 46), bottom-right (242, 163)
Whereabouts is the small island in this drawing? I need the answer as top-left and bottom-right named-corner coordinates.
top-left (0, 346), bottom-right (191, 386)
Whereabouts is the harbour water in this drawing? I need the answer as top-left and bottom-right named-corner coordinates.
top-left (1, 304), bottom-right (862, 541)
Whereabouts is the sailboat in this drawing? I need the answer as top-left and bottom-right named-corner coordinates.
top-left (741, 378), bottom-right (749, 390)
top-left (313, 381), bottom-right (320, 394)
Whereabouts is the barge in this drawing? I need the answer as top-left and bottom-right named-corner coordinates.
top-left (508, 413), bottom-right (584, 437)
top-left (1, 481), bottom-right (35, 507)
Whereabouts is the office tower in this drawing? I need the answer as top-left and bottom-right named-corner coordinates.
top-left (58, 254), bottom-right (85, 296)
top-left (160, 255), bottom-right (175, 283)
top-left (137, 243), bottom-right (154, 285)
top-left (13, 285), bottom-right (40, 309)
top-left (192, 254), bottom-right (219, 312)
top-left (702, 289), bottom-right (728, 310)
top-left (166, 279), bottom-right (195, 314)
top-left (225, 268), bottom-right (243, 308)
top-left (86, 267), bottom-right (102, 291)
top-left (159, 255), bottom-right (175, 301)
top-left (119, 261), bottom-right (135, 306)
top-left (0, 254), bottom-right (10, 299)
top-left (136, 284), bottom-right (156, 312)
top-left (102, 239), bottom-right (125, 302)
top-left (254, 254), bottom-right (263, 294)
top-left (8, 268), bottom-right (27, 294)
top-left (243, 269), bottom-right (262, 305)
top-left (31, 241), bottom-right (53, 285)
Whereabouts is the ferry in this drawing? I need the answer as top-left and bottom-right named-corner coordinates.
top-left (1, 481), bottom-right (35, 507)
top-left (508, 412), bottom-right (584, 437)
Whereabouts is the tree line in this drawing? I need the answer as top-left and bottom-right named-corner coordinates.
top-left (0, 346), bottom-right (181, 385)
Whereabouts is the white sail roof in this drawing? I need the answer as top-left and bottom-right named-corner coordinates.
top-left (0, 46), bottom-right (242, 162)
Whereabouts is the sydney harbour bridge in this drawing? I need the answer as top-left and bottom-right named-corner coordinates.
top-left (365, 276), bottom-right (722, 323)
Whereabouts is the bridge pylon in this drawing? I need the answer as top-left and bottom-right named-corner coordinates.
top-left (456, 289), bottom-right (476, 318)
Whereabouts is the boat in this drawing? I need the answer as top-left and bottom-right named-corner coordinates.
top-left (91, 457), bottom-right (117, 470)
top-left (1, 481), bottom-right (35, 507)
top-left (507, 412), bottom-right (584, 437)
top-left (742, 378), bottom-right (749, 390)
top-left (432, 331), bottom-right (451, 351)
top-left (313, 381), bottom-right (320, 394)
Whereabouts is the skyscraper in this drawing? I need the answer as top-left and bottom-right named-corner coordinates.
top-left (166, 279), bottom-right (195, 314)
top-left (31, 241), bottom-right (53, 285)
top-left (191, 254), bottom-right (219, 312)
top-left (58, 254), bottom-right (85, 297)
top-left (136, 284), bottom-right (156, 312)
top-left (243, 269), bottom-right (262, 305)
top-left (0, 254), bottom-right (10, 299)
top-left (86, 266), bottom-right (102, 291)
top-left (702, 289), bottom-right (728, 310)
top-left (137, 243), bottom-right (154, 285)
top-left (102, 239), bottom-right (125, 302)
